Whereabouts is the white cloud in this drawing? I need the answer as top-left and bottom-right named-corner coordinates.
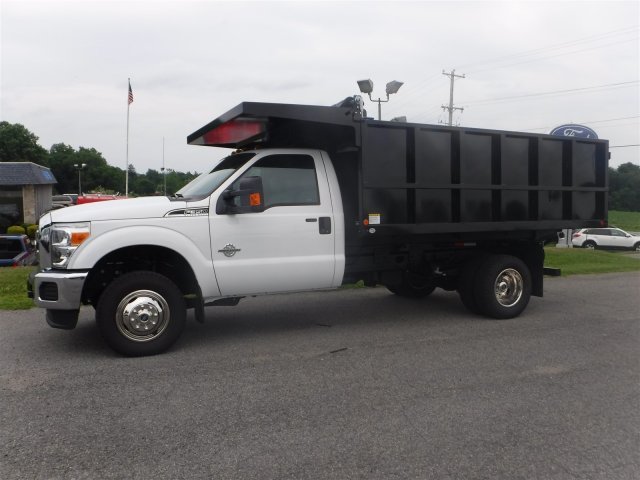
top-left (1, 0), bottom-right (638, 173)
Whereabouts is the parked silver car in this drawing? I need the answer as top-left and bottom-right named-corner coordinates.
top-left (571, 227), bottom-right (640, 251)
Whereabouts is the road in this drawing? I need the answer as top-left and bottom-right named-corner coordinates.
top-left (1, 272), bottom-right (639, 479)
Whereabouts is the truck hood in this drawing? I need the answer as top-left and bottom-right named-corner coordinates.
top-left (44, 197), bottom-right (187, 224)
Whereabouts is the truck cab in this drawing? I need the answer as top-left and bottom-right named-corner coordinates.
top-left (181, 148), bottom-right (345, 296)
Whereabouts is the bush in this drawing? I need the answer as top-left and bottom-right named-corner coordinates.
top-left (26, 225), bottom-right (38, 239)
top-left (7, 225), bottom-right (26, 234)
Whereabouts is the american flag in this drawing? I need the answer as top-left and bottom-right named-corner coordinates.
top-left (128, 81), bottom-right (134, 105)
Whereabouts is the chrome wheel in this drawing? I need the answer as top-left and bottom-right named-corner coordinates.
top-left (115, 290), bottom-right (170, 342)
top-left (493, 268), bottom-right (523, 307)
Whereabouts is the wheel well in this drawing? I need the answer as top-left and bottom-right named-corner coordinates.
top-left (82, 245), bottom-right (200, 307)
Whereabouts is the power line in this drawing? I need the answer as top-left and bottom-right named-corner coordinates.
top-left (466, 38), bottom-right (638, 75)
top-left (460, 80), bottom-right (639, 106)
top-left (390, 26), bottom-right (639, 120)
top-left (610, 144), bottom-right (640, 148)
top-left (455, 25), bottom-right (638, 72)
top-left (386, 73), bottom-right (445, 112)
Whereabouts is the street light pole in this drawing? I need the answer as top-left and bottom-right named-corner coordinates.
top-left (356, 79), bottom-right (404, 120)
top-left (73, 163), bottom-right (87, 195)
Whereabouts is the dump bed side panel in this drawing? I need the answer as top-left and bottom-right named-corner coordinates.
top-left (359, 121), bottom-right (608, 235)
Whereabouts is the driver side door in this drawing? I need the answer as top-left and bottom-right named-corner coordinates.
top-left (209, 152), bottom-right (336, 296)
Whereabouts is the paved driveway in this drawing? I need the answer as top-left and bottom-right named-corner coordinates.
top-left (1, 272), bottom-right (639, 479)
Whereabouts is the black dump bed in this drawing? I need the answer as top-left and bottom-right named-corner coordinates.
top-left (188, 101), bottom-right (608, 237)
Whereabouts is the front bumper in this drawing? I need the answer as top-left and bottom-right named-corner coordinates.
top-left (30, 269), bottom-right (89, 310)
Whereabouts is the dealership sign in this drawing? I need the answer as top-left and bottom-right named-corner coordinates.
top-left (550, 124), bottom-right (598, 139)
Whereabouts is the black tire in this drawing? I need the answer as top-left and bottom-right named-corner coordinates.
top-left (386, 271), bottom-right (435, 298)
top-left (457, 256), bottom-right (486, 314)
top-left (96, 271), bottom-right (186, 356)
top-left (583, 241), bottom-right (596, 250)
top-left (473, 255), bottom-right (532, 319)
top-left (634, 242), bottom-right (640, 252)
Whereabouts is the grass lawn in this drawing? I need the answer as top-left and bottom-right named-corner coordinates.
top-left (544, 247), bottom-right (640, 276)
top-left (609, 210), bottom-right (640, 232)
top-left (2, 247), bottom-right (639, 310)
top-left (0, 266), bottom-right (36, 310)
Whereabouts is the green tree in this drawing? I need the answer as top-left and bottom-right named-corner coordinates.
top-left (1, 121), bottom-right (200, 197)
top-left (132, 177), bottom-right (156, 196)
top-left (48, 143), bottom-right (79, 193)
top-left (0, 121), bottom-right (48, 165)
top-left (165, 170), bottom-right (198, 195)
top-left (609, 163), bottom-right (640, 211)
top-left (48, 143), bottom-right (124, 194)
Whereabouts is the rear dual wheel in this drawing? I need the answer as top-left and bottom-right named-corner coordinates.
top-left (458, 254), bottom-right (531, 319)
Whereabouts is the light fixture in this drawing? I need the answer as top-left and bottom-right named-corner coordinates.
top-left (385, 80), bottom-right (403, 95)
top-left (356, 78), bottom-right (404, 120)
top-left (357, 79), bottom-right (374, 94)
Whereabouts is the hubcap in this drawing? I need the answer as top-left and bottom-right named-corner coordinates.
top-left (116, 290), bottom-right (170, 342)
top-left (493, 268), bottom-right (523, 307)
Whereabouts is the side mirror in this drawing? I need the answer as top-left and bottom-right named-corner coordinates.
top-left (216, 176), bottom-right (265, 214)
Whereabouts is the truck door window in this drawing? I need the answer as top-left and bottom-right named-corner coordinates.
top-left (237, 154), bottom-right (320, 208)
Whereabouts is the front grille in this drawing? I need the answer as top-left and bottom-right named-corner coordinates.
top-left (39, 282), bottom-right (59, 301)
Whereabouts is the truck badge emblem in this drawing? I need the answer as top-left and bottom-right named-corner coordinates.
top-left (218, 244), bottom-right (241, 257)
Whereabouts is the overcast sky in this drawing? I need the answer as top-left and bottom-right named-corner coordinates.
top-left (1, 0), bottom-right (638, 176)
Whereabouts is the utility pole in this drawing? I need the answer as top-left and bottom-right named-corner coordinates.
top-left (441, 69), bottom-right (465, 126)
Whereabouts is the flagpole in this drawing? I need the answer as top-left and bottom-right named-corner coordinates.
top-left (162, 137), bottom-right (167, 196)
top-left (125, 77), bottom-right (131, 196)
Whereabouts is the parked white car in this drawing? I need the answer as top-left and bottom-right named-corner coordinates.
top-left (571, 227), bottom-right (640, 251)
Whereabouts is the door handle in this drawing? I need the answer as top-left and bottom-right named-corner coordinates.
top-left (305, 218), bottom-right (318, 222)
top-left (319, 217), bottom-right (331, 234)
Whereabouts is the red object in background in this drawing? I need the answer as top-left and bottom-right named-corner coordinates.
top-left (76, 194), bottom-right (126, 205)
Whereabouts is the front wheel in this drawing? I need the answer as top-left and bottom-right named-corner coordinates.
top-left (96, 271), bottom-right (186, 356)
top-left (473, 255), bottom-right (532, 319)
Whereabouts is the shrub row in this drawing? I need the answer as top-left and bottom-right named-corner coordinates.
top-left (6, 224), bottom-right (38, 239)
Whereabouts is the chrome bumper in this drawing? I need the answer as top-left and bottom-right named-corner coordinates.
top-left (31, 269), bottom-right (88, 310)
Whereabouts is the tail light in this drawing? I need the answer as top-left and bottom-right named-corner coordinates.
top-left (572, 232), bottom-right (582, 238)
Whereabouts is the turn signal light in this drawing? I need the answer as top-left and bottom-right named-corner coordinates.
top-left (70, 231), bottom-right (90, 246)
top-left (249, 193), bottom-right (262, 207)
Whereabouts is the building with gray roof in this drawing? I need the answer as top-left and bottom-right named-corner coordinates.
top-left (0, 162), bottom-right (57, 229)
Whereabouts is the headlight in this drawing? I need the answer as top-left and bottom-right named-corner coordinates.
top-left (39, 226), bottom-right (51, 252)
top-left (50, 222), bottom-right (91, 268)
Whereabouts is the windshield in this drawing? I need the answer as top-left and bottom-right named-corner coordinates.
top-left (175, 152), bottom-right (256, 198)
